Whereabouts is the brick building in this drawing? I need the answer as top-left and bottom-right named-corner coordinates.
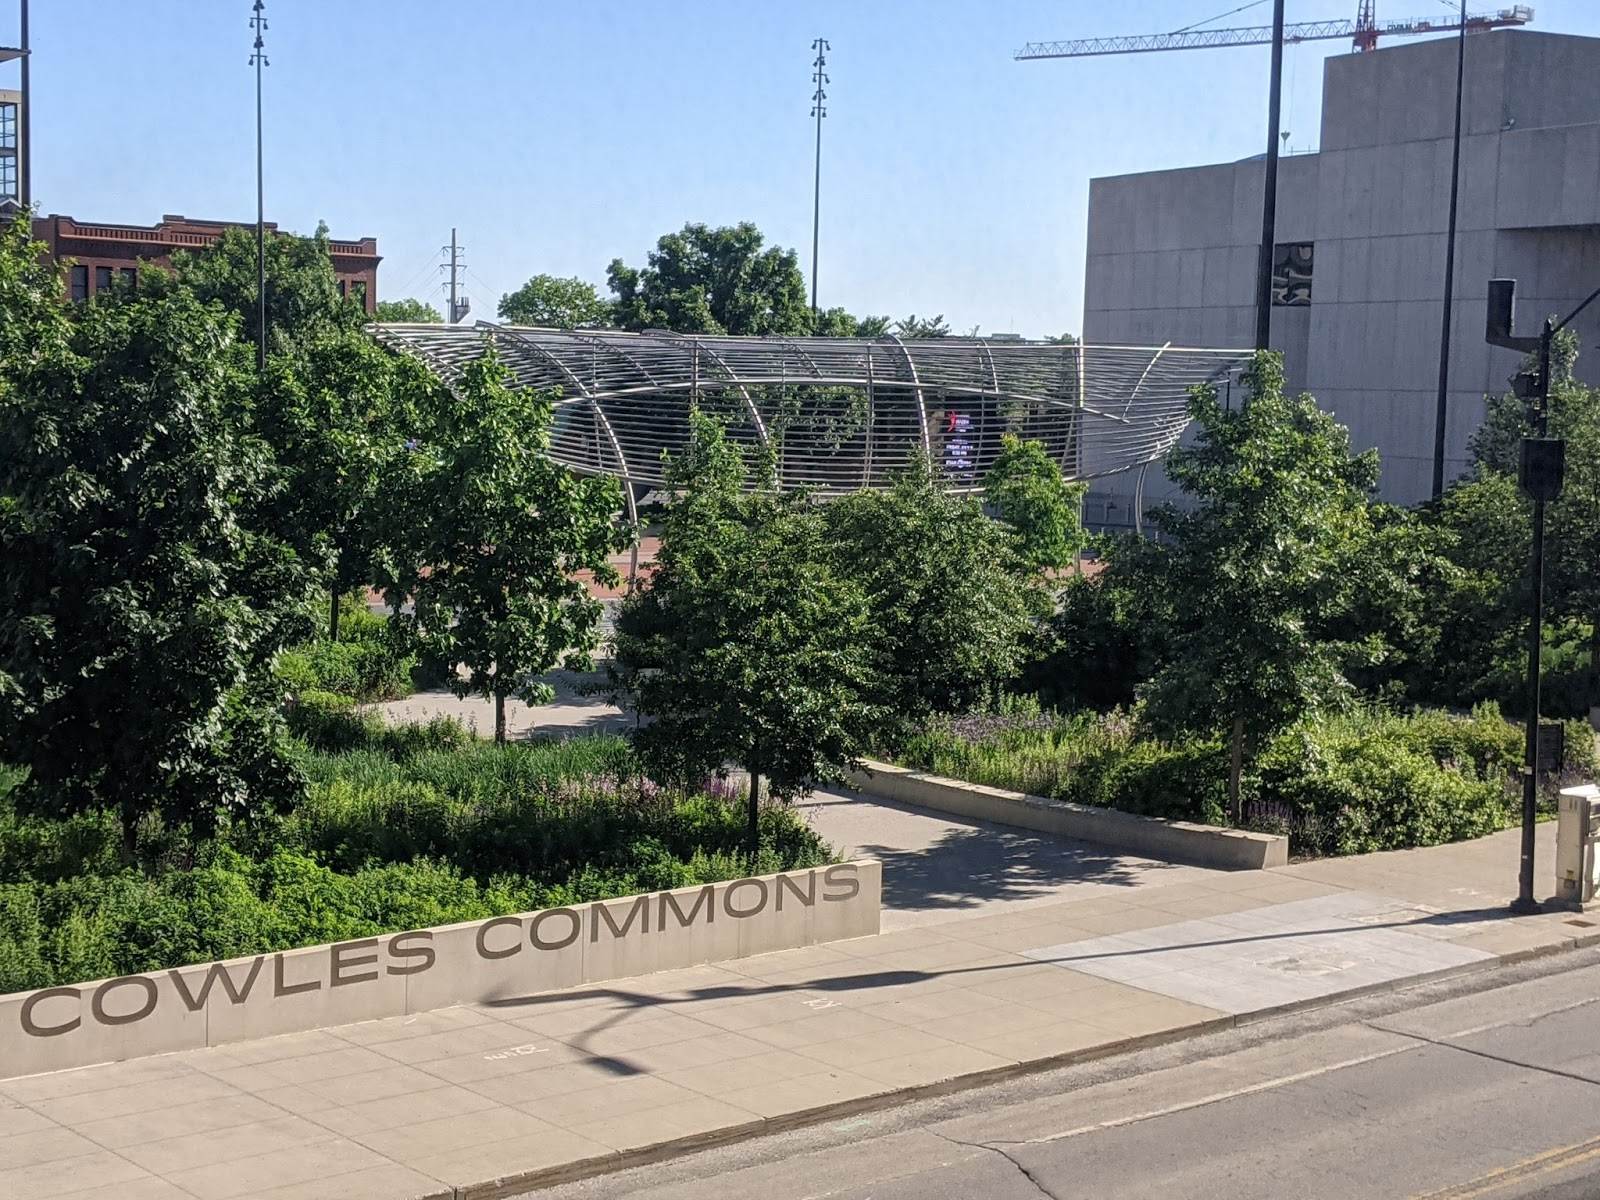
top-left (29, 213), bottom-right (381, 312)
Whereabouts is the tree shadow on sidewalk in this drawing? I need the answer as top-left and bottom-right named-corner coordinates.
top-left (856, 824), bottom-right (1176, 913)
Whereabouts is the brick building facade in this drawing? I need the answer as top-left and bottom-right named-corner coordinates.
top-left (29, 213), bottom-right (381, 312)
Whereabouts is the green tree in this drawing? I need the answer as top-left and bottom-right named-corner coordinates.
top-left (0, 218), bottom-right (311, 851)
top-left (611, 413), bottom-right (880, 845)
top-left (607, 222), bottom-right (810, 336)
top-left (813, 306), bottom-right (891, 338)
top-left (893, 314), bottom-right (951, 339)
top-left (374, 297), bottom-right (442, 323)
top-left (1142, 354), bottom-right (1379, 819)
top-left (983, 433), bottom-right (1087, 574)
top-left (168, 222), bottom-right (359, 355)
top-left (387, 341), bottom-right (631, 743)
top-left (256, 328), bottom-right (430, 640)
top-left (1455, 330), bottom-right (1600, 721)
top-left (826, 459), bottom-right (1033, 737)
top-left (497, 274), bottom-right (610, 328)
top-left (1024, 533), bottom-right (1173, 711)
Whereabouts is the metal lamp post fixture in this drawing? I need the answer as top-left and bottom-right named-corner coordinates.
top-left (1484, 277), bottom-right (1600, 913)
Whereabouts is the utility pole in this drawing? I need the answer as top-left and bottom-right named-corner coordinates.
top-left (1431, 0), bottom-right (1469, 498)
top-left (442, 229), bottom-right (470, 324)
top-left (809, 38), bottom-right (828, 329)
top-left (1253, 0), bottom-right (1286, 352)
top-left (18, 0), bottom-right (29, 210)
top-left (250, 0), bottom-right (268, 374)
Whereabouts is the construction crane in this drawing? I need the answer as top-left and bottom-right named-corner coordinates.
top-left (1016, 3), bottom-right (1533, 60)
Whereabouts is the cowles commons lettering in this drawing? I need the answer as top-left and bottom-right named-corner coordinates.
top-left (17, 863), bottom-right (863, 1039)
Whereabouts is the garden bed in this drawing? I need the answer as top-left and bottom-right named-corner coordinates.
top-left (0, 724), bottom-right (836, 994)
top-left (895, 702), bottom-right (1598, 859)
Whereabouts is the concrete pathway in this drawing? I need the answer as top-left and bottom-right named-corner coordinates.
top-left (3, 822), bottom-right (1592, 1199)
top-left (373, 672), bottom-right (631, 742)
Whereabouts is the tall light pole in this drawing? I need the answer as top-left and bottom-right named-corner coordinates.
top-left (1252, 0), bottom-right (1286, 351)
top-left (18, 0), bottom-right (28, 210)
top-left (809, 38), bottom-right (828, 329)
top-left (1431, 0), bottom-right (1469, 498)
top-left (250, 1), bottom-right (268, 374)
top-left (1485, 277), bottom-right (1600, 913)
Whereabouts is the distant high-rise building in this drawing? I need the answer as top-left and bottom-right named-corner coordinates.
top-left (1082, 30), bottom-right (1600, 515)
top-left (0, 86), bottom-right (20, 213)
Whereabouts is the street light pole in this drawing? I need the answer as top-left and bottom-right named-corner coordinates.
top-left (1486, 278), bottom-right (1600, 912)
top-left (1252, 0), bottom-right (1286, 351)
top-left (1430, 0), bottom-right (1468, 498)
top-left (250, 1), bottom-right (268, 375)
top-left (18, 0), bottom-right (29, 210)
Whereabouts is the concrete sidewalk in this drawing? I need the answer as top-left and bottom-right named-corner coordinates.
top-left (4, 823), bottom-right (1594, 1200)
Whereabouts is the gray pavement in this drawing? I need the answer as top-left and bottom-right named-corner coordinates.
top-left (373, 671), bottom-right (631, 741)
top-left (795, 785), bottom-right (1217, 931)
top-left (533, 951), bottom-right (1600, 1200)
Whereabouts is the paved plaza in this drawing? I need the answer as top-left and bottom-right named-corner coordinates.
top-left (2, 809), bottom-right (1593, 1199)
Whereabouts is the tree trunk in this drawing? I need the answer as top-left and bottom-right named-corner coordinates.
top-left (494, 690), bottom-right (507, 745)
top-left (1229, 714), bottom-right (1245, 826)
top-left (120, 800), bottom-right (138, 864)
top-left (328, 589), bottom-right (341, 643)
top-left (746, 768), bottom-right (762, 857)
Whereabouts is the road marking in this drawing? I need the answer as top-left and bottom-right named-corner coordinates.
top-left (1409, 1133), bottom-right (1600, 1199)
top-left (1025, 1045), bottom-right (1417, 1145)
top-left (483, 1043), bottom-right (548, 1061)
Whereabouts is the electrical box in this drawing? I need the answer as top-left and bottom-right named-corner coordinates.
top-left (1556, 785), bottom-right (1600, 910)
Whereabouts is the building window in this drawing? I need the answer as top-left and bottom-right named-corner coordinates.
top-left (95, 266), bottom-right (113, 294)
top-left (1272, 243), bottom-right (1313, 306)
top-left (69, 265), bottom-right (89, 302)
top-left (0, 155), bottom-right (14, 203)
top-left (337, 279), bottom-right (347, 298)
top-left (0, 100), bottom-right (15, 151)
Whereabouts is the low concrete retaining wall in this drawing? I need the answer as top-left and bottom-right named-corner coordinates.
top-left (0, 860), bottom-right (881, 1080)
top-left (849, 761), bottom-right (1286, 872)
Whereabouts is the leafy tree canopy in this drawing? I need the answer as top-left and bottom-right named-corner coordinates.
top-left (1141, 354), bottom-right (1380, 814)
top-left (826, 458), bottom-right (1033, 738)
top-left (0, 216), bottom-right (310, 849)
top-left (607, 222), bottom-right (810, 336)
top-left (612, 413), bottom-right (880, 838)
top-left (497, 274), bottom-right (610, 329)
top-left (893, 314), bottom-right (951, 339)
top-left (374, 297), bottom-right (442, 323)
top-left (167, 222), bottom-right (360, 355)
top-left (983, 433), bottom-right (1087, 574)
top-left (386, 341), bottom-right (631, 742)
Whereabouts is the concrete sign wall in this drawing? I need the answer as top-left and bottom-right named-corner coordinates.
top-left (0, 860), bottom-right (880, 1080)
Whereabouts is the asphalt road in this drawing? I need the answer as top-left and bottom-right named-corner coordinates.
top-left (530, 949), bottom-right (1600, 1200)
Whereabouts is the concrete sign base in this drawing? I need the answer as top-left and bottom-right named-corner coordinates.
top-left (0, 860), bottom-right (881, 1080)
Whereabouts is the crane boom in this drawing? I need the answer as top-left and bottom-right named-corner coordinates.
top-left (1015, 5), bottom-right (1532, 60)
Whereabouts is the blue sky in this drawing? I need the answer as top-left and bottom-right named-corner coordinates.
top-left (9, 1), bottom-right (1600, 337)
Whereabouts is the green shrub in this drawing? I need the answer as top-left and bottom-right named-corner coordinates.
top-left (275, 600), bottom-right (417, 702)
top-left (285, 689), bottom-right (379, 753)
top-left (1064, 739), bottom-right (1229, 825)
top-left (901, 702), bottom-right (1534, 859)
top-left (1254, 723), bottom-right (1509, 857)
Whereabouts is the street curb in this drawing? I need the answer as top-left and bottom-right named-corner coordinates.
top-left (439, 927), bottom-right (1600, 1199)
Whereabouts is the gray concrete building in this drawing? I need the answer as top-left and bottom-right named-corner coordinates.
top-left (1082, 29), bottom-right (1600, 517)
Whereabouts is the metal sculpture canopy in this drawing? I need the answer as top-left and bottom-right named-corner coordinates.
top-left (372, 323), bottom-right (1251, 495)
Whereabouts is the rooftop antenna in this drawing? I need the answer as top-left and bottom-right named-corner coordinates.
top-left (810, 37), bottom-right (828, 328)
